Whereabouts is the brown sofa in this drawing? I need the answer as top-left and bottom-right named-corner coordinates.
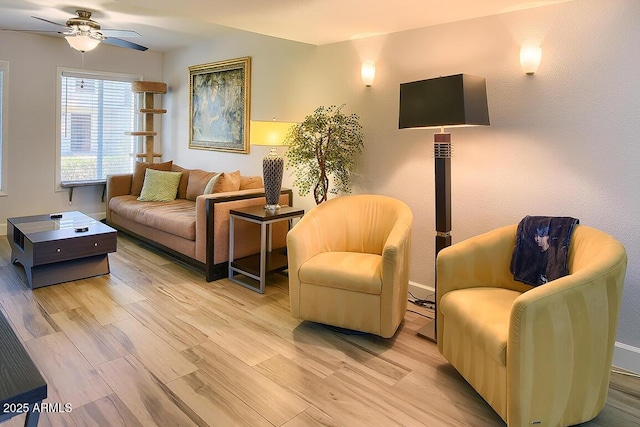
top-left (105, 161), bottom-right (292, 281)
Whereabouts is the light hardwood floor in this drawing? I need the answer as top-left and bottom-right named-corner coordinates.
top-left (1, 234), bottom-right (638, 427)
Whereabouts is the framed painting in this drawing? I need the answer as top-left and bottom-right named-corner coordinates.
top-left (188, 57), bottom-right (251, 153)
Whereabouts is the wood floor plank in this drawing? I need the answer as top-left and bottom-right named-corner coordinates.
top-left (24, 331), bottom-right (112, 408)
top-left (62, 280), bottom-right (132, 326)
top-left (32, 283), bottom-right (82, 315)
top-left (95, 355), bottom-right (199, 426)
top-left (166, 370), bottom-right (273, 427)
top-left (107, 317), bottom-right (198, 383)
top-left (0, 292), bottom-right (59, 341)
top-left (184, 339), bottom-right (309, 425)
top-left (255, 353), bottom-right (405, 426)
top-left (88, 274), bottom-right (147, 306)
top-left (123, 299), bottom-right (209, 352)
top-left (176, 305), bottom-right (279, 366)
top-left (50, 307), bottom-right (129, 366)
top-left (68, 394), bottom-right (144, 427)
top-left (281, 407), bottom-right (339, 427)
top-left (0, 264), bottom-right (29, 298)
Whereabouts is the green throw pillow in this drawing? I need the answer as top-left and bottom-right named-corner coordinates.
top-left (137, 169), bottom-right (182, 202)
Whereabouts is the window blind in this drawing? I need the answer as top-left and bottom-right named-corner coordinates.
top-left (60, 72), bottom-right (137, 183)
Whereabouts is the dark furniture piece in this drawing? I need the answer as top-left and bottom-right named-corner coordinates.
top-left (7, 211), bottom-right (117, 289)
top-left (0, 310), bottom-right (47, 427)
top-left (229, 205), bottom-right (304, 293)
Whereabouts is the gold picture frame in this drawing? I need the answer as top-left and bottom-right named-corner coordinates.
top-left (188, 57), bottom-right (251, 153)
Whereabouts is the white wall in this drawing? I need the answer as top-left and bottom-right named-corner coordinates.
top-left (163, 0), bottom-right (640, 355)
top-left (0, 31), bottom-right (163, 229)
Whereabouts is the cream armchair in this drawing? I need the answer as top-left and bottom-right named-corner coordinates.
top-left (436, 224), bottom-right (627, 427)
top-left (287, 195), bottom-right (413, 338)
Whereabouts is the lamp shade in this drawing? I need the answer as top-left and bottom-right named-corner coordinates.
top-left (65, 34), bottom-right (101, 52)
top-left (398, 74), bottom-right (490, 129)
top-left (520, 45), bottom-right (542, 75)
top-left (361, 62), bottom-right (376, 87)
top-left (250, 121), bottom-right (296, 146)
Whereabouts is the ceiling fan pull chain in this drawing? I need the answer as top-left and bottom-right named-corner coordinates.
top-left (80, 52), bottom-right (85, 89)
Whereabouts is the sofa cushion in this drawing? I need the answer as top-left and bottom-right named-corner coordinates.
top-left (299, 252), bottom-right (382, 295)
top-left (439, 287), bottom-right (521, 367)
top-left (210, 170), bottom-right (242, 193)
top-left (240, 176), bottom-right (264, 190)
top-left (137, 169), bottom-right (182, 202)
top-left (109, 195), bottom-right (196, 240)
top-left (171, 165), bottom-right (191, 199)
top-left (186, 169), bottom-right (219, 201)
top-left (131, 160), bottom-right (173, 196)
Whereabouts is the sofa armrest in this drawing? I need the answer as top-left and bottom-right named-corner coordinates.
top-left (105, 174), bottom-right (132, 222)
top-left (195, 188), bottom-right (293, 281)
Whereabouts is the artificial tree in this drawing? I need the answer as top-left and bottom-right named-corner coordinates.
top-left (285, 105), bottom-right (364, 205)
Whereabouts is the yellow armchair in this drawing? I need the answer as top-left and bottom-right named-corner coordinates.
top-left (287, 195), bottom-right (413, 338)
top-left (436, 224), bottom-right (627, 426)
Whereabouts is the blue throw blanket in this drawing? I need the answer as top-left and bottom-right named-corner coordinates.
top-left (510, 215), bottom-right (580, 286)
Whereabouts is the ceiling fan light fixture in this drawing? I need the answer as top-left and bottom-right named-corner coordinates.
top-left (65, 34), bottom-right (101, 52)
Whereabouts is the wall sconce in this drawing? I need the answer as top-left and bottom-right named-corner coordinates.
top-left (361, 61), bottom-right (376, 87)
top-left (520, 45), bottom-right (542, 75)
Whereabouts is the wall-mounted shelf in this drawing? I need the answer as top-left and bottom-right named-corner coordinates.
top-left (61, 180), bottom-right (106, 204)
top-left (125, 131), bottom-right (158, 136)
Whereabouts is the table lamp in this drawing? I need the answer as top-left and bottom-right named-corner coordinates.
top-left (250, 120), bottom-right (296, 211)
top-left (399, 74), bottom-right (490, 342)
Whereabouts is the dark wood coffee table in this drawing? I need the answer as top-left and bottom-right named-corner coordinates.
top-left (7, 211), bottom-right (117, 289)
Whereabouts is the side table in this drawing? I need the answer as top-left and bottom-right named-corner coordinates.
top-left (229, 205), bottom-right (304, 294)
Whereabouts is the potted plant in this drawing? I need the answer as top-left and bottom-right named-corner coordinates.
top-left (285, 105), bottom-right (364, 205)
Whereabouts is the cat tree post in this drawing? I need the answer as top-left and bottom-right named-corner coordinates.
top-left (126, 81), bottom-right (167, 163)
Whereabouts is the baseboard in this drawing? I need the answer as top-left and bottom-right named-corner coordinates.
top-left (408, 280), bottom-right (435, 301)
top-left (0, 223), bottom-right (6, 236)
top-left (613, 342), bottom-right (640, 375)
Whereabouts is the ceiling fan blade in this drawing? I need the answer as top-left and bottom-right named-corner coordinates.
top-left (102, 37), bottom-right (148, 51)
top-left (1, 29), bottom-right (61, 34)
top-left (31, 16), bottom-right (68, 28)
top-left (101, 29), bottom-right (141, 38)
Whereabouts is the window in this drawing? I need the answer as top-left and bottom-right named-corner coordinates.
top-left (0, 61), bottom-right (7, 195)
top-left (57, 69), bottom-right (142, 184)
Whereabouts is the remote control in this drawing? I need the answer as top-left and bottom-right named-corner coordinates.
top-left (50, 213), bottom-right (63, 219)
top-left (74, 227), bottom-right (89, 233)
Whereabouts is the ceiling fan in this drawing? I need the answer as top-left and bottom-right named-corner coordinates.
top-left (25, 9), bottom-right (147, 52)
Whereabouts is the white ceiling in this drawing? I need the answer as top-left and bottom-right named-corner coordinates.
top-left (0, 0), bottom-right (573, 52)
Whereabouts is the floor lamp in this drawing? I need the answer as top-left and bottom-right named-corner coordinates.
top-left (398, 74), bottom-right (490, 342)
